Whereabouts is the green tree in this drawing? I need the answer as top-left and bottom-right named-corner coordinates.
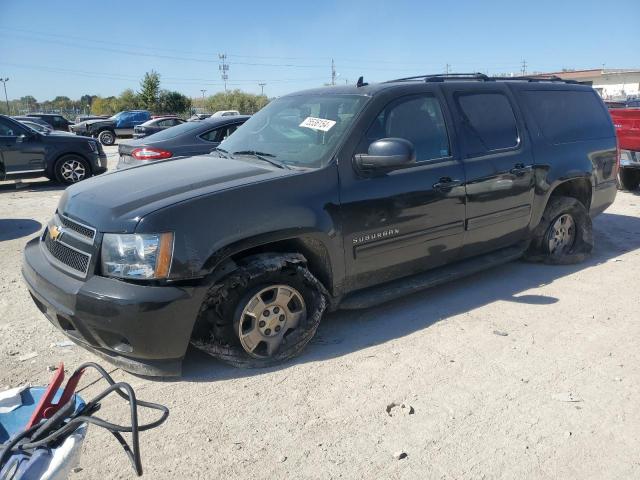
top-left (116, 88), bottom-right (140, 111)
top-left (138, 70), bottom-right (161, 111)
top-left (20, 95), bottom-right (38, 112)
top-left (91, 96), bottom-right (117, 115)
top-left (204, 89), bottom-right (269, 115)
top-left (51, 96), bottom-right (72, 111)
top-left (157, 90), bottom-right (191, 114)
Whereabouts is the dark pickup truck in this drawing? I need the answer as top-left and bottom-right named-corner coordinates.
top-left (70, 110), bottom-right (151, 146)
top-left (22, 74), bottom-right (618, 376)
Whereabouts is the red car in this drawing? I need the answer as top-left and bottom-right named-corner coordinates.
top-left (609, 107), bottom-right (640, 190)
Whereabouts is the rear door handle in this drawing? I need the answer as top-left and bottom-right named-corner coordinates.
top-left (510, 163), bottom-right (533, 176)
top-left (433, 177), bottom-right (462, 192)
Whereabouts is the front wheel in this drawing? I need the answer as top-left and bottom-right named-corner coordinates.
top-left (54, 155), bottom-right (91, 185)
top-left (191, 253), bottom-right (328, 368)
top-left (97, 130), bottom-right (116, 146)
top-left (524, 196), bottom-right (593, 265)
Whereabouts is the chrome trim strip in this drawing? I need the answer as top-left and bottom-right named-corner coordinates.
top-left (57, 213), bottom-right (97, 242)
top-left (6, 169), bottom-right (46, 174)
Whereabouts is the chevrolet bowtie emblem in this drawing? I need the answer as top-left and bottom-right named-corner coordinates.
top-left (49, 225), bottom-right (62, 241)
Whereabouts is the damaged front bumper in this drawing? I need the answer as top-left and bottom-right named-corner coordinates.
top-left (22, 237), bottom-right (207, 376)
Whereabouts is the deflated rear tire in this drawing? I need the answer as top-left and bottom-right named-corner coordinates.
top-left (191, 253), bottom-right (328, 368)
top-left (524, 196), bottom-right (593, 265)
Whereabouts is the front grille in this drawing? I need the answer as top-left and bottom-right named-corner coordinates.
top-left (44, 233), bottom-right (91, 275)
top-left (59, 215), bottom-right (96, 240)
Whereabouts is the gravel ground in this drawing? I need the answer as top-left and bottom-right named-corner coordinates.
top-left (1, 146), bottom-right (639, 479)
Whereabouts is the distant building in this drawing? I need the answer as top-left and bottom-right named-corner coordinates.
top-left (532, 69), bottom-right (640, 100)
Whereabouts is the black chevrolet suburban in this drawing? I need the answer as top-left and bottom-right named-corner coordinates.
top-left (22, 74), bottom-right (618, 376)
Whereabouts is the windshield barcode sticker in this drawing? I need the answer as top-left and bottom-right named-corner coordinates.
top-left (299, 117), bottom-right (336, 132)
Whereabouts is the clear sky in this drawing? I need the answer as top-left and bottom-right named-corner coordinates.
top-left (1, 0), bottom-right (638, 101)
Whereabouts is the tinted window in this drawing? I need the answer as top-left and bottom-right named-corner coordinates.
top-left (522, 90), bottom-right (613, 144)
top-left (218, 124), bottom-right (239, 141)
top-left (0, 118), bottom-right (27, 136)
top-left (456, 92), bottom-right (519, 156)
top-left (200, 128), bottom-right (218, 142)
top-left (143, 120), bottom-right (204, 141)
top-left (359, 95), bottom-right (450, 162)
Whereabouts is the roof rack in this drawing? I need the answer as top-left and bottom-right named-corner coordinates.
top-left (384, 73), bottom-right (581, 85)
top-left (384, 73), bottom-right (491, 83)
top-left (495, 75), bottom-right (581, 84)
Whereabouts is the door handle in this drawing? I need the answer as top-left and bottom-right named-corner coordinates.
top-left (510, 163), bottom-right (532, 176)
top-left (433, 177), bottom-right (462, 192)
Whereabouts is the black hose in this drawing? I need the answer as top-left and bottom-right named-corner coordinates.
top-left (0, 362), bottom-right (169, 477)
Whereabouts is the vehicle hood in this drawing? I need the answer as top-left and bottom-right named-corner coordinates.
top-left (58, 154), bottom-right (293, 232)
top-left (78, 118), bottom-right (115, 128)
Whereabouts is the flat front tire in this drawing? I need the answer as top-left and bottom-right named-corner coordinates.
top-left (191, 253), bottom-right (328, 368)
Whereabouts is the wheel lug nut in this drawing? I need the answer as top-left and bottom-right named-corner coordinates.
top-left (263, 310), bottom-right (270, 317)
top-left (259, 321), bottom-right (266, 328)
top-left (265, 328), bottom-right (271, 335)
top-left (275, 325), bottom-right (281, 332)
top-left (279, 315), bottom-right (285, 322)
top-left (273, 307), bottom-right (280, 314)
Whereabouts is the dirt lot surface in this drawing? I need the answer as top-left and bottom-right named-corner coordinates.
top-left (1, 146), bottom-right (639, 479)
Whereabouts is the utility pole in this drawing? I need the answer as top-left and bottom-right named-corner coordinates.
top-left (521, 59), bottom-right (527, 76)
top-left (258, 83), bottom-right (266, 96)
top-left (445, 63), bottom-right (451, 75)
top-left (218, 54), bottom-right (229, 92)
top-left (200, 89), bottom-right (207, 111)
top-left (331, 59), bottom-right (336, 86)
top-left (1, 78), bottom-right (9, 114)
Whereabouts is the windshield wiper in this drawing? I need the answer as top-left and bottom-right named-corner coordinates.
top-left (212, 147), bottom-right (230, 158)
top-left (232, 150), bottom-right (290, 169)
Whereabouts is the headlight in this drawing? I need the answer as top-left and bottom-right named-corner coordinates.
top-left (101, 233), bottom-right (174, 280)
top-left (87, 141), bottom-right (98, 153)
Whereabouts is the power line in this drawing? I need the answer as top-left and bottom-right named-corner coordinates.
top-left (521, 59), bottom-right (527, 75)
top-left (219, 53), bottom-right (229, 92)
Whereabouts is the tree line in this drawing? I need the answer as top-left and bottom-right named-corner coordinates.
top-left (0, 70), bottom-right (270, 118)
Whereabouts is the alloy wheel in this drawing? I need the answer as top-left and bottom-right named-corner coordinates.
top-left (546, 213), bottom-right (576, 255)
top-left (60, 159), bottom-right (87, 183)
top-left (236, 284), bottom-right (306, 358)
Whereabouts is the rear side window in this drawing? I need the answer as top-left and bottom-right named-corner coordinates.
top-left (456, 92), bottom-right (519, 156)
top-left (522, 90), bottom-right (612, 144)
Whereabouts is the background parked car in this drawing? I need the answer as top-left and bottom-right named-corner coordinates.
top-left (26, 113), bottom-right (74, 131)
top-left (609, 107), bottom-right (640, 190)
top-left (12, 116), bottom-right (51, 129)
top-left (117, 115), bottom-right (249, 169)
top-left (211, 110), bottom-right (240, 117)
top-left (70, 110), bottom-right (151, 145)
top-left (74, 114), bottom-right (109, 123)
top-left (187, 113), bottom-right (211, 121)
top-left (0, 115), bottom-right (107, 184)
top-left (18, 120), bottom-right (54, 134)
top-left (133, 117), bottom-right (185, 139)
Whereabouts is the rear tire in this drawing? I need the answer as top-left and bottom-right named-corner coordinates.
top-left (54, 155), bottom-right (91, 185)
top-left (524, 196), bottom-right (593, 265)
top-left (191, 253), bottom-right (328, 368)
top-left (98, 130), bottom-right (116, 146)
top-left (617, 168), bottom-right (640, 191)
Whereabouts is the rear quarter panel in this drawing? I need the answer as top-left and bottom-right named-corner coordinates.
top-left (509, 83), bottom-right (617, 224)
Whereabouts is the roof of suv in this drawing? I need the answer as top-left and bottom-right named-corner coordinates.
top-left (288, 73), bottom-right (588, 97)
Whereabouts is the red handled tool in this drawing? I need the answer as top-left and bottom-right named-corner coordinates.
top-left (26, 362), bottom-right (85, 428)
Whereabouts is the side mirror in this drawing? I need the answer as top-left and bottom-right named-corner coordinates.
top-left (354, 138), bottom-right (416, 172)
top-left (16, 134), bottom-right (28, 143)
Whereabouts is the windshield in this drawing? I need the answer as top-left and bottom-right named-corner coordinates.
top-left (109, 112), bottom-right (126, 121)
top-left (219, 94), bottom-right (368, 168)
